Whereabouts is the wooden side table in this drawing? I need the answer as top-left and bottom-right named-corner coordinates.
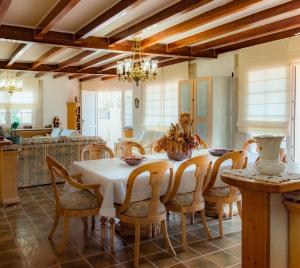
top-left (221, 171), bottom-right (300, 268)
top-left (0, 140), bottom-right (21, 206)
top-left (284, 199), bottom-right (300, 268)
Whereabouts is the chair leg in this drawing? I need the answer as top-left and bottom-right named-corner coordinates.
top-left (100, 216), bottom-right (107, 243)
top-left (216, 203), bottom-right (224, 238)
top-left (229, 203), bottom-right (233, 219)
top-left (200, 209), bottom-right (212, 240)
top-left (91, 215), bottom-right (95, 230)
top-left (237, 200), bottom-right (242, 219)
top-left (190, 212), bottom-right (194, 225)
top-left (161, 219), bottom-right (176, 256)
top-left (82, 217), bottom-right (88, 232)
top-left (48, 210), bottom-right (59, 240)
top-left (59, 215), bottom-right (70, 254)
top-left (181, 212), bottom-right (187, 250)
top-left (134, 224), bottom-right (141, 268)
top-left (109, 218), bottom-right (115, 247)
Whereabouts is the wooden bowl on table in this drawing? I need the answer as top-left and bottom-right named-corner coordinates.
top-left (122, 156), bottom-right (146, 166)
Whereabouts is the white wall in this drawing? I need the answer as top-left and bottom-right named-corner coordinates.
top-left (192, 53), bottom-right (235, 77)
top-left (42, 76), bottom-right (80, 128)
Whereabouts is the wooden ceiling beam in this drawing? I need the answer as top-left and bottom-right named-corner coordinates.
top-left (76, 0), bottom-right (139, 40)
top-left (108, 0), bottom-right (212, 46)
top-left (53, 73), bottom-right (66, 79)
top-left (0, 0), bottom-right (12, 25)
top-left (35, 73), bottom-right (47, 78)
top-left (215, 27), bottom-right (300, 54)
top-left (0, 60), bottom-right (116, 75)
top-left (7, 43), bottom-right (32, 66)
top-left (32, 47), bottom-right (65, 68)
top-left (101, 75), bottom-right (118, 81)
top-left (79, 75), bottom-right (102, 82)
top-left (141, 0), bottom-right (262, 48)
top-left (0, 25), bottom-right (212, 58)
top-left (192, 15), bottom-right (300, 53)
top-left (36, 0), bottom-right (80, 39)
top-left (57, 50), bottom-right (94, 68)
top-left (167, 0), bottom-right (300, 50)
top-left (68, 73), bottom-right (89, 80)
top-left (79, 52), bottom-right (122, 70)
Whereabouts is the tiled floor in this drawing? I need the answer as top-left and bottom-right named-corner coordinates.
top-left (0, 184), bottom-right (242, 268)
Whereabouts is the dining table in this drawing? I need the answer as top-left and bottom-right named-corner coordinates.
top-left (65, 149), bottom-right (257, 237)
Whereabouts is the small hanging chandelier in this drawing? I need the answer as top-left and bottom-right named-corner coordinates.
top-left (116, 38), bottom-right (158, 86)
top-left (0, 71), bottom-right (23, 95)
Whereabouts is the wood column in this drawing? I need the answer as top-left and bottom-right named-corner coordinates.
top-left (241, 189), bottom-right (270, 268)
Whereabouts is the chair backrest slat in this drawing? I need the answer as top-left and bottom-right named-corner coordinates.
top-left (204, 150), bottom-right (248, 195)
top-left (119, 161), bottom-right (173, 217)
top-left (166, 155), bottom-right (212, 205)
top-left (81, 144), bottom-right (114, 160)
top-left (116, 141), bottom-right (145, 158)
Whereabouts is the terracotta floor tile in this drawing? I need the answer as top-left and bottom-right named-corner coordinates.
top-left (0, 260), bottom-right (28, 268)
top-left (171, 232), bottom-right (200, 244)
top-left (188, 240), bottom-right (220, 255)
top-left (87, 252), bottom-right (118, 267)
top-left (209, 237), bottom-right (238, 249)
top-left (185, 256), bottom-right (220, 268)
top-left (224, 232), bottom-right (241, 244)
top-left (108, 258), bottom-right (155, 268)
top-left (146, 251), bottom-right (179, 268)
top-left (139, 241), bottom-right (163, 255)
top-left (206, 250), bottom-right (240, 267)
top-left (53, 247), bottom-right (82, 263)
top-left (110, 246), bottom-right (135, 262)
top-left (0, 239), bottom-right (17, 251)
top-left (173, 246), bottom-right (201, 261)
top-left (0, 248), bottom-right (22, 264)
top-left (224, 245), bottom-right (241, 259)
top-left (61, 258), bottom-right (91, 268)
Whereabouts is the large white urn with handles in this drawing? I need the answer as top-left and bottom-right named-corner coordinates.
top-left (254, 135), bottom-right (287, 175)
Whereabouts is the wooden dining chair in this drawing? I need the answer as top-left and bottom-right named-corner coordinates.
top-left (116, 141), bottom-right (145, 158)
top-left (242, 137), bottom-right (287, 163)
top-left (115, 161), bottom-right (176, 267)
top-left (164, 155), bottom-right (212, 250)
top-left (46, 155), bottom-right (103, 254)
top-left (203, 150), bottom-right (248, 237)
top-left (81, 144), bottom-right (114, 160)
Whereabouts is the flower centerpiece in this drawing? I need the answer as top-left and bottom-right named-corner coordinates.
top-left (153, 113), bottom-right (202, 161)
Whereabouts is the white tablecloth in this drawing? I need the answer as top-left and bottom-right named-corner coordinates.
top-left (65, 150), bottom-right (257, 217)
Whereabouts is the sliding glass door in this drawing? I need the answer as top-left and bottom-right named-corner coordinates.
top-left (82, 89), bottom-right (133, 147)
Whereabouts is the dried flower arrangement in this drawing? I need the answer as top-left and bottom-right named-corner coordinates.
top-left (153, 113), bottom-right (202, 155)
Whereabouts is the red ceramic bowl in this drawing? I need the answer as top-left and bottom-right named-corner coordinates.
top-left (209, 148), bottom-right (233, 157)
top-left (122, 156), bottom-right (145, 166)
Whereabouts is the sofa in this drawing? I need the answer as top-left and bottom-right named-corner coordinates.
top-left (117, 130), bottom-right (165, 154)
top-left (18, 136), bottom-right (105, 188)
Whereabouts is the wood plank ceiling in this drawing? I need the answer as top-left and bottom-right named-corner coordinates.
top-left (0, 0), bottom-right (299, 82)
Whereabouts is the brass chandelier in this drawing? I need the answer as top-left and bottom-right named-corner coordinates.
top-left (116, 38), bottom-right (158, 86)
top-left (0, 71), bottom-right (23, 95)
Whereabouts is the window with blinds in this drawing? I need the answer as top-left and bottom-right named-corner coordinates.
top-left (237, 66), bottom-right (290, 134)
top-left (124, 89), bottom-right (133, 127)
top-left (0, 80), bottom-right (43, 127)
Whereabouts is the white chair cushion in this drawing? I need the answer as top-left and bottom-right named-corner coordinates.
top-left (169, 192), bottom-right (204, 207)
top-left (60, 190), bottom-right (100, 210)
top-left (118, 199), bottom-right (166, 218)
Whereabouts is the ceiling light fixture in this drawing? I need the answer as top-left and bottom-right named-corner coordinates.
top-left (116, 38), bottom-right (158, 86)
top-left (0, 71), bottom-right (23, 95)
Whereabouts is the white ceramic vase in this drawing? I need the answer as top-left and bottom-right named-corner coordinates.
top-left (254, 135), bottom-right (287, 175)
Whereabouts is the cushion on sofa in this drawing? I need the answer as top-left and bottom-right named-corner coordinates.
top-left (51, 128), bottom-right (62, 137)
top-left (61, 129), bottom-right (77, 137)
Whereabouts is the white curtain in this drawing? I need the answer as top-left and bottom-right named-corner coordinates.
top-left (237, 42), bottom-right (290, 135)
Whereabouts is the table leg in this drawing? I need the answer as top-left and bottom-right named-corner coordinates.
top-left (109, 218), bottom-right (115, 247)
top-left (241, 189), bottom-right (270, 268)
top-left (100, 216), bottom-right (107, 243)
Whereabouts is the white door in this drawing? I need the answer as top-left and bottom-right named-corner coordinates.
top-left (82, 90), bottom-right (97, 136)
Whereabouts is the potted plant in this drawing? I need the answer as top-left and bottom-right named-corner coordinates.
top-left (9, 121), bottom-right (20, 144)
top-left (153, 113), bottom-right (202, 161)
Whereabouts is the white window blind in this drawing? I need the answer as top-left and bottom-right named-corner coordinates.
top-left (142, 64), bottom-right (186, 129)
top-left (237, 65), bottom-right (290, 134)
top-left (0, 79), bottom-right (43, 127)
top-left (124, 89), bottom-right (133, 127)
